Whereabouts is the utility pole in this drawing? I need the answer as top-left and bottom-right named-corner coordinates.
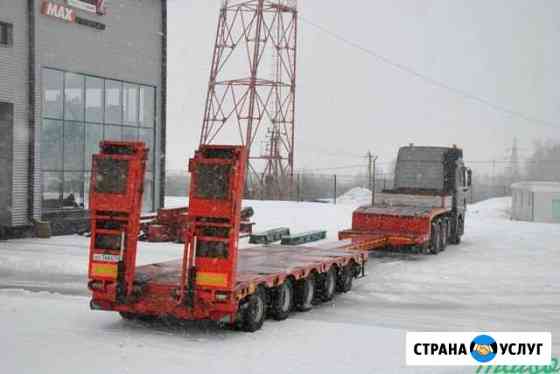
top-left (367, 151), bottom-right (378, 206)
top-left (367, 152), bottom-right (372, 194)
top-left (492, 159), bottom-right (496, 197)
top-left (372, 155), bottom-right (378, 206)
top-left (333, 174), bottom-right (337, 205)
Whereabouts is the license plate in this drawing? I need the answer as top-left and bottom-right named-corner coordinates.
top-left (93, 253), bottom-right (121, 263)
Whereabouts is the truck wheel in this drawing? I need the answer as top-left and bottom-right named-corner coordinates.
top-left (449, 216), bottom-right (463, 245)
top-left (429, 222), bottom-right (441, 254)
top-left (295, 275), bottom-right (315, 312)
top-left (241, 286), bottom-right (266, 332)
top-left (317, 267), bottom-right (336, 302)
top-left (336, 264), bottom-right (353, 293)
top-left (440, 219), bottom-right (448, 251)
top-left (271, 278), bottom-right (294, 321)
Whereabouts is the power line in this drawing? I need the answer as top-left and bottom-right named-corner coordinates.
top-left (299, 15), bottom-right (558, 128)
top-left (294, 164), bottom-right (367, 172)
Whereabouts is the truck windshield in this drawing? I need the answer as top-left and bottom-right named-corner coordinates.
top-left (394, 148), bottom-right (445, 191)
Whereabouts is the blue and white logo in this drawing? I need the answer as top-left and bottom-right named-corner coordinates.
top-left (470, 334), bottom-right (497, 363)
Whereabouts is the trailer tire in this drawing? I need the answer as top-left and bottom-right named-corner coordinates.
top-left (271, 278), bottom-right (294, 321)
top-left (241, 286), bottom-right (266, 332)
top-left (429, 222), bottom-right (441, 254)
top-left (317, 267), bottom-right (336, 302)
top-left (295, 275), bottom-right (315, 312)
top-left (119, 312), bottom-right (156, 322)
top-left (119, 312), bottom-right (136, 320)
top-left (336, 264), bottom-right (353, 293)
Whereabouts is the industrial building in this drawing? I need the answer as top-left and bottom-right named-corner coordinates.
top-left (0, 0), bottom-right (167, 235)
top-left (511, 182), bottom-right (560, 223)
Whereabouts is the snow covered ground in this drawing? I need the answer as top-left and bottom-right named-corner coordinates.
top-left (0, 196), bottom-right (558, 373)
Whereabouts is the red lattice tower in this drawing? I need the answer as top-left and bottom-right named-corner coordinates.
top-left (199, 0), bottom-right (298, 199)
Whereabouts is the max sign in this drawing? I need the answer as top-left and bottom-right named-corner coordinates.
top-left (42, 2), bottom-right (76, 23)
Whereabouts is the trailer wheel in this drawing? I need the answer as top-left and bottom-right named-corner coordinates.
top-left (271, 278), bottom-right (294, 321)
top-left (241, 286), bottom-right (266, 332)
top-left (336, 264), bottom-right (353, 293)
top-left (295, 275), bottom-right (315, 312)
top-left (429, 222), bottom-right (441, 254)
top-left (119, 312), bottom-right (157, 322)
top-left (119, 312), bottom-right (136, 320)
top-left (317, 267), bottom-right (336, 302)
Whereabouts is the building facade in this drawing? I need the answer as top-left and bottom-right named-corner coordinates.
top-left (511, 182), bottom-right (560, 223)
top-left (0, 0), bottom-right (166, 234)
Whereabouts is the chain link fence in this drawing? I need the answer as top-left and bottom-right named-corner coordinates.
top-left (166, 170), bottom-right (513, 205)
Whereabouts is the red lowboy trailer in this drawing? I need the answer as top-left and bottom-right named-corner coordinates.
top-left (88, 142), bottom-right (376, 332)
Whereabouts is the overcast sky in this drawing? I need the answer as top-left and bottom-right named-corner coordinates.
top-left (166, 0), bottom-right (560, 176)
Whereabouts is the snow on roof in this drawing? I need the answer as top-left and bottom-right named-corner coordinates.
top-left (510, 181), bottom-right (560, 193)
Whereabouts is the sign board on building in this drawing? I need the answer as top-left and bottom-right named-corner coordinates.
top-left (67, 0), bottom-right (105, 15)
top-left (42, 1), bottom-right (106, 30)
top-left (42, 2), bottom-right (76, 23)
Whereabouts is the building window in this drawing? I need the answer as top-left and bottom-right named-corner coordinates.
top-left (123, 83), bottom-right (139, 125)
top-left (85, 76), bottom-right (104, 123)
top-left (43, 69), bottom-right (64, 119)
top-left (41, 120), bottom-right (63, 171)
top-left (40, 68), bottom-right (157, 212)
top-left (64, 73), bottom-right (85, 122)
top-left (105, 80), bottom-right (122, 124)
top-left (140, 86), bottom-right (155, 127)
top-left (0, 22), bottom-right (13, 47)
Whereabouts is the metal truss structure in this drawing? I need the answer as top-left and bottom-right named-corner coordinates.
top-left (199, 0), bottom-right (298, 199)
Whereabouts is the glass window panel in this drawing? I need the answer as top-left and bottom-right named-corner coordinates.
top-left (139, 86), bottom-right (155, 127)
top-left (143, 172), bottom-right (154, 212)
top-left (122, 126), bottom-right (138, 141)
top-left (43, 69), bottom-right (63, 119)
top-left (104, 125), bottom-right (122, 141)
top-left (41, 119), bottom-right (63, 171)
top-left (63, 122), bottom-right (85, 171)
top-left (139, 128), bottom-right (154, 172)
top-left (105, 80), bottom-right (122, 124)
top-left (123, 83), bottom-right (139, 125)
top-left (63, 172), bottom-right (84, 208)
top-left (0, 22), bottom-right (14, 47)
top-left (64, 73), bottom-right (84, 121)
top-left (86, 77), bottom-right (104, 123)
top-left (42, 172), bottom-right (63, 210)
top-left (84, 172), bottom-right (91, 209)
top-left (85, 124), bottom-right (103, 171)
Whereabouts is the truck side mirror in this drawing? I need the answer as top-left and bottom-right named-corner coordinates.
top-left (466, 168), bottom-right (472, 187)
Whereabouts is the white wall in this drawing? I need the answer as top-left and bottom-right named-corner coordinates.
top-left (512, 188), bottom-right (560, 223)
top-left (534, 191), bottom-right (560, 223)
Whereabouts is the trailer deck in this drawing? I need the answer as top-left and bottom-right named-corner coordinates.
top-left (338, 204), bottom-right (453, 249)
top-left (93, 238), bottom-right (373, 322)
top-left (134, 239), bottom-right (369, 296)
